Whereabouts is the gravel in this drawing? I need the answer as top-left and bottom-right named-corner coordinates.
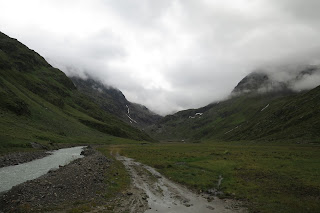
top-left (0, 147), bottom-right (111, 212)
top-left (0, 151), bottom-right (50, 168)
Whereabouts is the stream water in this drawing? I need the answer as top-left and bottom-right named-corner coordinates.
top-left (0, 146), bottom-right (85, 193)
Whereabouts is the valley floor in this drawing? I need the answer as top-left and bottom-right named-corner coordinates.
top-left (115, 153), bottom-right (245, 213)
top-left (0, 141), bottom-right (319, 213)
top-left (117, 141), bottom-right (320, 213)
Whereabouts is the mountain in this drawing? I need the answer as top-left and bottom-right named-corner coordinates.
top-left (232, 66), bottom-right (320, 95)
top-left (148, 69), bottom-right (320, 143)
top-left (70, 76), bottom-right (162, 129)
top-left (231, 72), bottom-right (288, 95)
top-left (0, 31), bottom-right (153, 151)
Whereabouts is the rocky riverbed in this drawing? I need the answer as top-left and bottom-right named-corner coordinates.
top-left (0, 147), bottom-right (247, 213)
top-left (0, 147), bottom-right (111, 212)
top-left (0, 151), bottom-right (50, 168)
top-left (0, 142), bottom-right (87, 168)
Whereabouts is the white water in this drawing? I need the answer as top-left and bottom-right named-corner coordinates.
top-left (0, 146), bottom-right (85, 193)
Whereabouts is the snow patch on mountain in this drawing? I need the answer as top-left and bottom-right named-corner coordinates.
top-left (189, 112), bottom-right (203, 119)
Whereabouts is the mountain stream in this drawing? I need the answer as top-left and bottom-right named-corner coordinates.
top-left (0, 146), bottom-right (85, 193)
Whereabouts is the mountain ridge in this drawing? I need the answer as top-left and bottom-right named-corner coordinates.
top-left (70, 76), bottom-right (162, 129)
top-left (148, 68), bottom-right (320, 143)
top-left (0, 31), bottom-right (153, 151)
top-left (232, 66), bottom-right (320, 95)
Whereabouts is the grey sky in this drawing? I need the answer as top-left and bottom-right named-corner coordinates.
top-left (1, 0), bottom-right (320, 115)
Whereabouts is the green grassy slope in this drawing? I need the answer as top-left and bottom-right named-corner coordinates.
top-left (148, 88), bottom-right (320, 143)
top-left (0, 32), bottom-right (152, 152)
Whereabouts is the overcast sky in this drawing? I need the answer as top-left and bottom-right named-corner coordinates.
top-left (1, 0), bottom-right (320, 115)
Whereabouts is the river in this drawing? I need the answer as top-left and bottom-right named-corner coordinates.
top-left (0, 146), bottom-right (85, 193)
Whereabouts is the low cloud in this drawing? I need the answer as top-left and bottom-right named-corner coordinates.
top-left (1, 0), bottom-right (320, 115)
top-left (241, 65), bottom-right (320, 94)
top-left (292, 72), bottom-right (320, 91)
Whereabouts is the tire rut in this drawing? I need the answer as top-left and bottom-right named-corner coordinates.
top-left (116, 154), bottom-right (246, 213)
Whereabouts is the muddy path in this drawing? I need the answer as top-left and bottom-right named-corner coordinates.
top-left (115, 153), bottom-right (246, 213)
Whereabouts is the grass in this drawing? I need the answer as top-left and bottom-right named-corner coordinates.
top-left (149, 88), bottom-right (320, 144)
top-left (98, 147), bottom-right (131, 198)
top-left (115, 141), bottom-right (320, 213)
top-left (66, 203), bottom-right (94, 213)
top-left (1, 30), bottom-right (320, 213)
top-left (0, 31), bottom-right (154, 154)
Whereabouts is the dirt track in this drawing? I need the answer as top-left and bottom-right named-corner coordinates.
top-left (116, 154), bottom-right (246, 213)
top-left (0, 148), bottom-right (246, 213)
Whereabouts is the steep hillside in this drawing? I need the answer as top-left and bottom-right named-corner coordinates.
top-left (71, 77), bottom-right (161, 129)
top-left (0, 32), bottom-right (152, 151)
top-left (149, 71), bottom-right (320, 143)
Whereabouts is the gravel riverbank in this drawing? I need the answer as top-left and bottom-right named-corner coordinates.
top-left (0, 151), bottom-right (50, 168)
top-left (0, 147), bottom-right (111, 212)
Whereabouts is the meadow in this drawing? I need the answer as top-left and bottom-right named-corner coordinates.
top-left (112, 141), bottom-right (320, 213)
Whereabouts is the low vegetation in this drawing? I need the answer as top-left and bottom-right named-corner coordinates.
top-left (98, 147), bottom-right (131, 199)
top-left (1, 31), bottom-right (320, 213)
top-left (149, 87), bottom-right (320, 143)
top-left (117, 141), bottom-right (320, 213)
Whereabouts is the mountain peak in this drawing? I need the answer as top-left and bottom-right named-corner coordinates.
top-left (232, 66), bottom-right (320, 96)
top-left (71, 76), bottom-right (127, 105)
top-left (232, 71), bottom-right (288, 95)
